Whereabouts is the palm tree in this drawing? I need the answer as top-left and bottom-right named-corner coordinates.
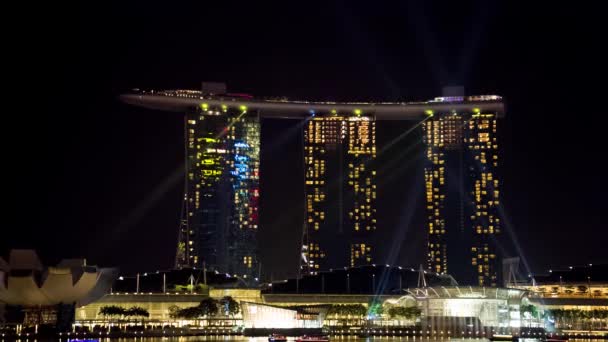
top-left (99, 305), bottom-right (126, 319)
top-left (126, 306), bottom-right (149, 318)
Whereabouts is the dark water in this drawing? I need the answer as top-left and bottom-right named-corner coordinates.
top-left (58, 337), bottom-right (601, 342)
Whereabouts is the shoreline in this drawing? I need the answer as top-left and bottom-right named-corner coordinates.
top-left (0, 328), bottom-right (606, 340)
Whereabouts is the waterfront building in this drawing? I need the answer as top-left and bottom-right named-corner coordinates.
top-left (0, 249), bottom-right (116, 328)
top-left (76, 288), bottom-right (262, 322)
top-left (177, 98), bottom-right (260, 285)
top-left (410, 286), bottom-right (528, 329)
top-left (423, 96), bottom-right (502, 286)
top-left (509, 264), bottom-right (608, 332)
top-left (76, 266), bottom-right (531, 334)
top-left (241, 302), bottom-right (326, 329)
top-left (302, 115), bottom-right (377, 274)
top-left (121, 87), bottom-right (505, 285)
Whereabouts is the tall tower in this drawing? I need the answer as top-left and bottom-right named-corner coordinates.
top-left (301, 113), bottom-right (377, 274)
top-left (176, 104), bottom-right (260, 283)
top-left (423, 108), bottom-right (500, 286)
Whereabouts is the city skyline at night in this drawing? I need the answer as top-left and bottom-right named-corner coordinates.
top-left (6, 1), bottom-right (606, 283)
top-left (122, 89), bottom-right (505, 285)
top-left (4, 2), bottom-right (608, 334)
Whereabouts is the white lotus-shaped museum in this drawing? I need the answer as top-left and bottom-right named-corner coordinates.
top-left (0, 249), bottom-right (117, 307)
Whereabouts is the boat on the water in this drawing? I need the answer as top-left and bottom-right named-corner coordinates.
top-left (269, 334), bottom-right (288, 342)
top-left (295, 335), bottom-right (329, 342)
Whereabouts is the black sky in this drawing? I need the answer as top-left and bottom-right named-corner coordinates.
top-left (3, 1), bottom-right (607, 279)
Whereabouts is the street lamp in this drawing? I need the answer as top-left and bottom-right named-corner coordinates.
top-left (372, 274), bottom-right (376, 293)
top-left (346, 274), bottom-right (350, 294)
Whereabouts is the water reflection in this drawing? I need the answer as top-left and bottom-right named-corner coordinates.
top-left (64, 337), bottom-right (602, 342)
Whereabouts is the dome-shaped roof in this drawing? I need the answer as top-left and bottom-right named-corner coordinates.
top-left (0, 249), bottom-right (117, 307)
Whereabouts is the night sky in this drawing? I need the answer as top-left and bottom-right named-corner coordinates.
top-left (3, 1), bottom-right (606, 279)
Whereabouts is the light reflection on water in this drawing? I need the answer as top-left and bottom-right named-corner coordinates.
top-left (76, 337), bottom-right (603, 342)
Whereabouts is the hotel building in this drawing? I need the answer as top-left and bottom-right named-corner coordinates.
top-left (302, 114), bottom-right (377, 274)
top-left (423, 101), bottom-right (501, 286)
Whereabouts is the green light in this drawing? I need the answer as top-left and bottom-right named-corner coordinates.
top-left (221, 104), bottom-right (228, 112)
top-left (201, 103), bottom-right (209, 111)
top-left (473, 107), bottom-right (481, 113)
top-left (239, 105), bottom-right (247, 112)
top-left (331, 109), bottom-right (337, 115)
top-left (354, 109), bottom-right (362, 116)
top-left (425, 109), bottom-right (434, 116)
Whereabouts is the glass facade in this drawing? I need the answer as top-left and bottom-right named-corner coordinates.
top-left (423, 111), bottom-right (500, 286)
top-left (241, 302), bottom-right (325, 328)
top-left (302, 115), bottom-right (377, 274)
top-left (177, 106), bottom-right (260, 283)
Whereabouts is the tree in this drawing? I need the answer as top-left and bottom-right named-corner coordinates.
top-left (388, 307), bottom-right (405, 319)
top-left (99, 305), bottom-right (126, 318)
top-left (170, 298), bottom-right (220, 320)
top-left (389, 306), bottom-right (421, 319)
top-left (351, 304), bottom-right (367, 316)
top-left (125, 306), bottom-right (149, 318)
top-left (199, 298), bottom-right (219, 317)
top-left (367, 301), bottom-right (383, 318)
top-left (327, 304), bottom-right (366, 317)
top-left (521, 304), bottom-right (539, 327)
top-left (406, 306), bottom-right (421, 319)
top-left (219, 296), bottom-right (240, 317)
top-left (545, 308), bottom-right (608, 330)
top-left (175, 306), bottom-right (203, 319)
top-left (327, 305), bottom-right (340, 316)
top-left (527, 305), bottom-right (539, 318)
top-left (168, 305), bottom-right (181, 319)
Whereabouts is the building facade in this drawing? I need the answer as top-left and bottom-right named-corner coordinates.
top-left (423, 108), bottom-right (501, 286)
top-left (176, 103), bottom-right (260, 283)
top-left (510, 264), bottom-right (608, 332)
top-left (121, 88), bottom-right (505, 285)
top-left (302, 114), bottom-right (377, 274)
